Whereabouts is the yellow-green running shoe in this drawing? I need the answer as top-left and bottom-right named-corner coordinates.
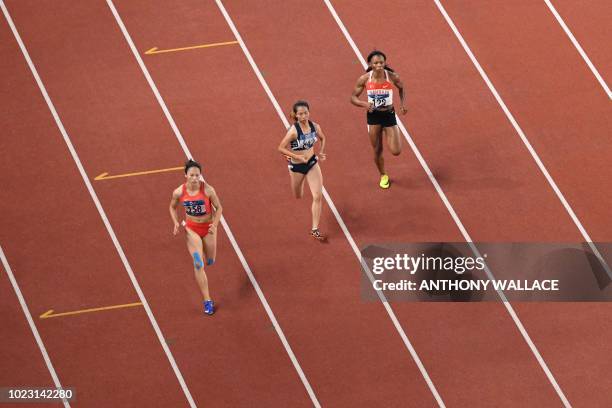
top-left (379, 174), bottom-right (390, 189)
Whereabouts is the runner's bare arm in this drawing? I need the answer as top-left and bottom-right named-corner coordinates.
top-left (169, 186), bottom-right (182, 235)
top-left (278, 126), bottom-right (308, 163)
top-left (390, 71), bottom-right (406, 114)
top-left (205, 184), bottom-right (223, 234)
top-left (351, 74), bottom-right (371, 109)
top-left (314, 123), bottom-right (327, 160)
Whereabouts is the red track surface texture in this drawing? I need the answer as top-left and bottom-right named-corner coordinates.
top-left (1, 1), bottom-right (610, 407)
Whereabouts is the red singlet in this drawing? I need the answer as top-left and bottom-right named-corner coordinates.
top-left (180, 182), bottom-right (212, 238)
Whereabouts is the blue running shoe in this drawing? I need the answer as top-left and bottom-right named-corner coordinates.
top-left (204, 300), bottom-right (215, 315)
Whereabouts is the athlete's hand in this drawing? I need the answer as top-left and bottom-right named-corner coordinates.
top-left (173, 222), bottom-right (180, 235)
top-left (208, 224), bottom-right (217, 235)
top-left (319, 152), bottom-right (327, 161)
top-left (367, 102), bottom-right (375, 113)
top-left (399, 105), bottom-right (407, 115)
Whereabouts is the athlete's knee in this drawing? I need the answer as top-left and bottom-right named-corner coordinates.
top-left (293, 188), bottom-right (304, 199)
top-left (389, 136), bottom-right (402, 156)
top-left (369, 137), bottom-right (382, 151)
top-left (193, 252), bottom-right (204, 270)
top-left (312, 191), bottom-right (323, 203)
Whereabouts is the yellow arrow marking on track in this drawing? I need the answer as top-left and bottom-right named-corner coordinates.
top-left (39, 302), bottom-right (143, 319)
top-left (94, 166), bottom-right (183, 181)
top-left (145, 40), bottom-right (238, 55)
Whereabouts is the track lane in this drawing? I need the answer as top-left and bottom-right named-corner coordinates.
top-left (550, 0), bottom-right (612, 96)
top-left (1, 17), bottom-right (64, 404)
top-left (441, 0), bottom-right (612, 238)
top-left (435, 0), bottom-right (612, 404)
top-left (0, 266), bottom-right (60, 408)
top-left (0, 6), bottom-right (190, 406)
top-left (219, 0), bottom-right (571, 406)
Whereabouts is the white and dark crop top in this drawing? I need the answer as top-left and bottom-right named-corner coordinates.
top-left (290, 121), bottom-right (318, 151)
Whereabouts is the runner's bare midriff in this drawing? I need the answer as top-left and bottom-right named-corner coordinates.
top-left (186, 214), bottom-right (213, 223)
top-left (290, 147), bottom-right (315, 164)
top-left (373, 105), bottom-right (394, 112)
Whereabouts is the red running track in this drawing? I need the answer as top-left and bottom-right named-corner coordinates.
top-left (552, 0), bottom-right (612, 90)
top-left (1, 0), bottom-right (610, 406)
top-left (437, 0), bottom-right (612, 404)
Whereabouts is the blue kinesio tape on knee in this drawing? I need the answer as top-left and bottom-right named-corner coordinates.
top-left (207, 258), bottom-right (215, 266)
top-left (193, 252), bottom-right (203, 269)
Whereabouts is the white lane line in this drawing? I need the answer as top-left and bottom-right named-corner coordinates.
top-left (0, 3), bottom-right (197, 407)
top-left (104, 0), bottom-right (320, 406)
top-left (545, 0), bottom-right (612, 99)
top-left (215, 0), bottom-right (445, 406)
top-left (0, 246), bottom-right (71, 408)
top-left (433, 0), bottom-right (611, 279)
top-left (324, 0), bottom-right (572, 406)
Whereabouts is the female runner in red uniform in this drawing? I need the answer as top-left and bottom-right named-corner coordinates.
top-left (278, 100), bottom-right (328, 241)
top-left (169, 159), bottom-right (223, 315)
top-left (351, 50), bottom-right (406, 189)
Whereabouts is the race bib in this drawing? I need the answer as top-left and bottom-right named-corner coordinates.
top-left (367, 88), bottom-right (393, 108)
top-left (183, 200), bottom-right (207, 216)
